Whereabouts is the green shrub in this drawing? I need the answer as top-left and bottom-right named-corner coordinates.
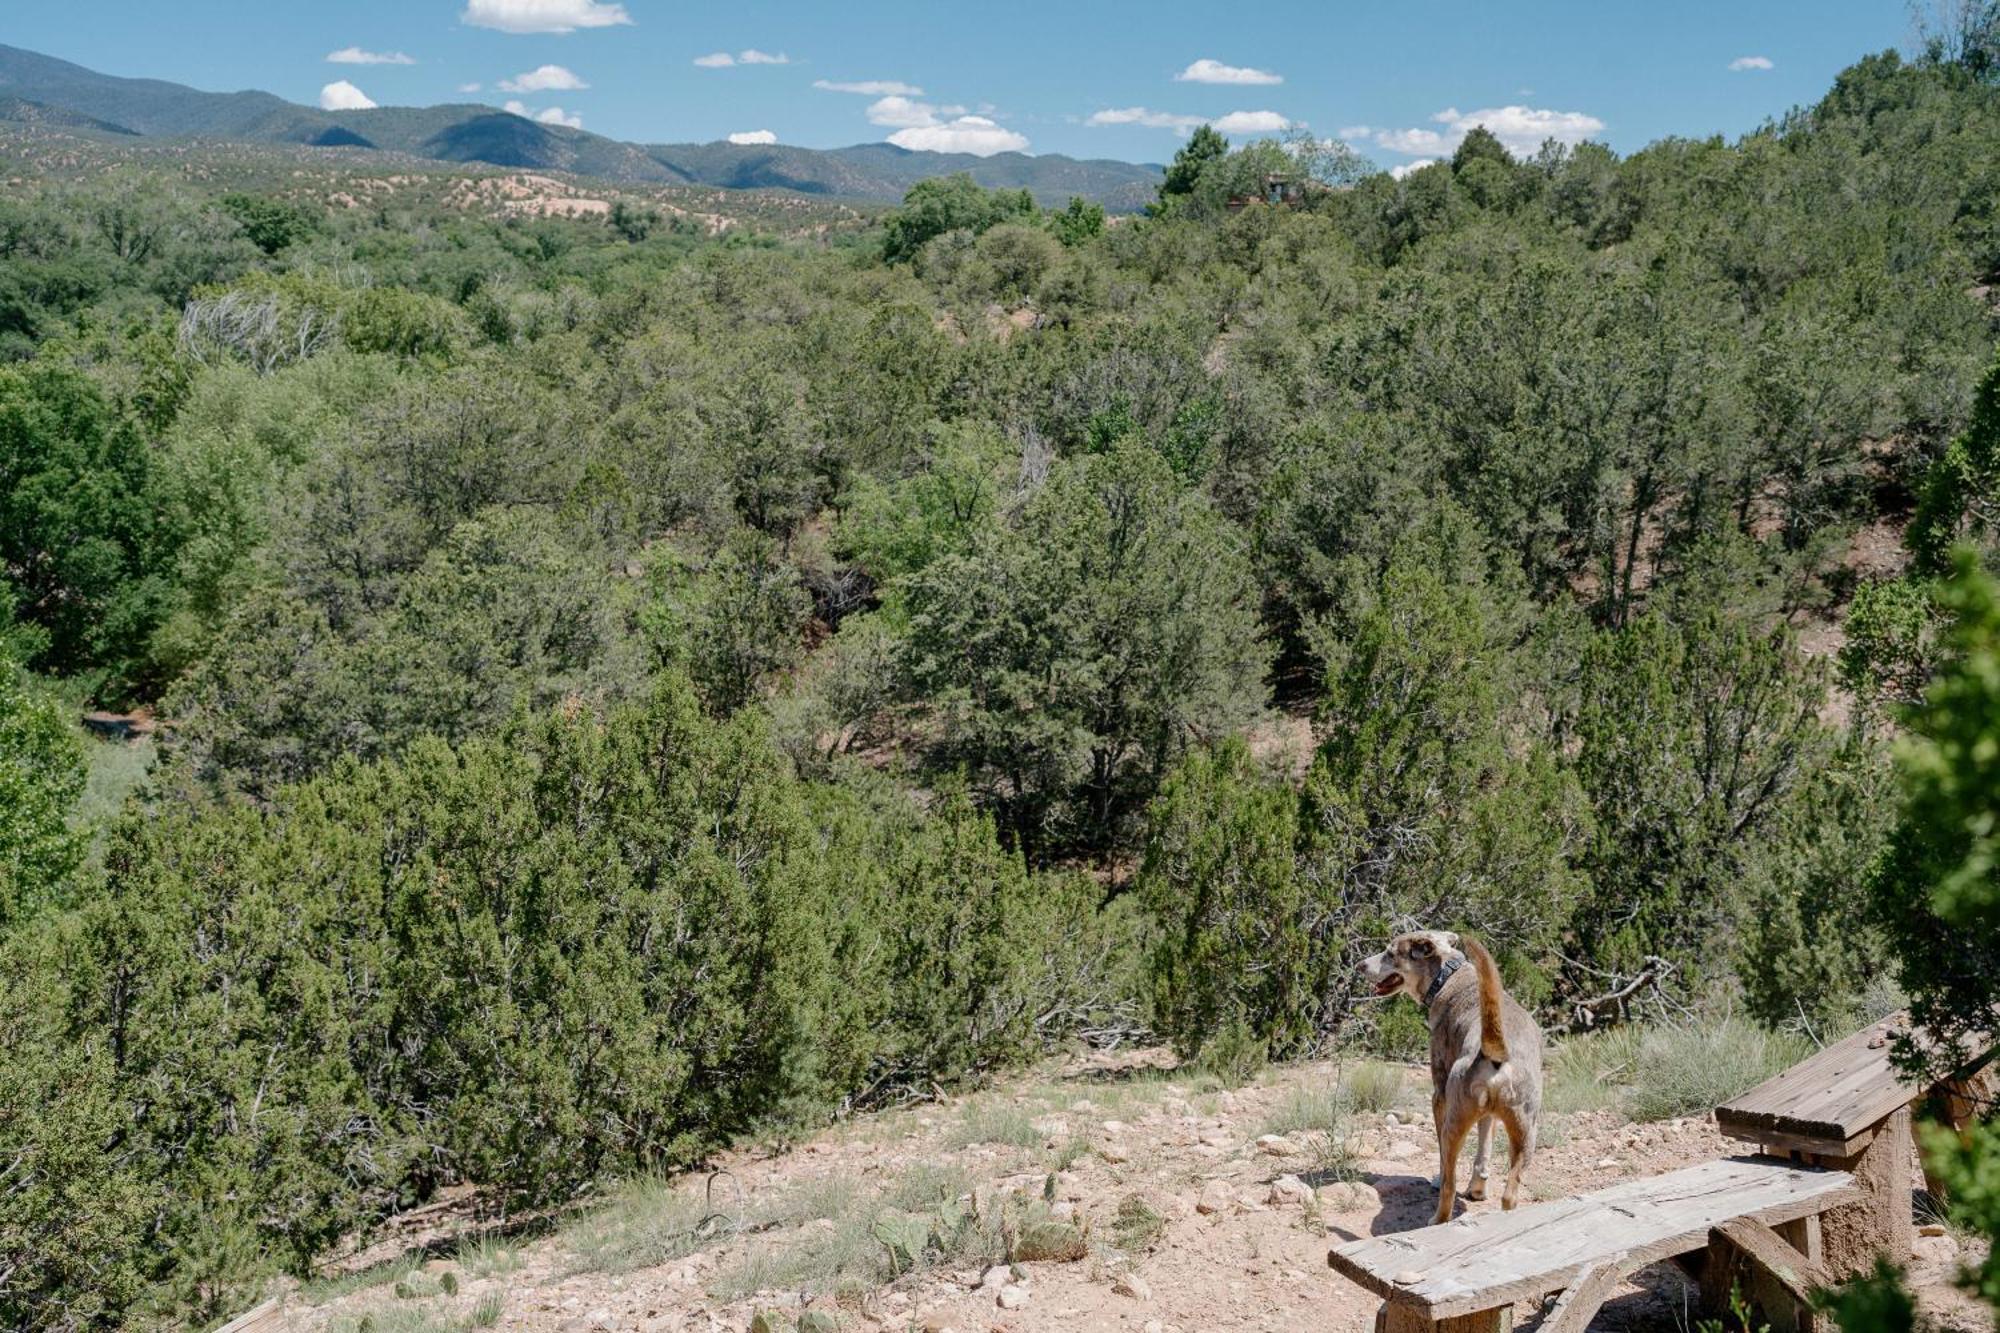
top-left (1624, 1020), bottom-right (1811, 1123)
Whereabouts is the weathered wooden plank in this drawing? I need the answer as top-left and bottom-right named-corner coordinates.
top-left (1715, 1016), bottom-right (1911, 1147)
top-left (1539, 1256), bottom-right (1627, 1333)
top-left (209, 1297), bottom-right (284, 1333)
top-left (1715, 1013), bottom-right (1994, 1150)
top-left (1328, 1157), bottom-right (1859, 1319)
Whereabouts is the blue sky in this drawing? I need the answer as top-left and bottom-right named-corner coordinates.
top-left (4, 1), bottom-right (1915, 165)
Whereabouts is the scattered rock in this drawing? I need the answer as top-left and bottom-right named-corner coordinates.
top-left (979, 1265), bottom-right (1013, 1290)
top-left (1595, 1157), bottom-right (1620, 1168)
top-left (1113, 1273), bottom-right (1153, 1300)
top-left (1099, 1142), bottom-right (1131, 1165)
top-left (1256, 1134), bottom-right (1298, 1156)
top-left (1384, 1112), bottom-right (1401, 1127)
top-left (997, 1284), bottom-right (1030, 1310)
top-left (1267, 1174), bottom-right (1315, 1207)
top-left (1144, 1321), bottom-right (1166, 1333)
top-left (1198, 1129), bottom-right (1233, 1148)
top-left (1101, 1120), bottom-right (1130, 1134)
top-left (1196, 1182), bottom-right (1234, 1215)
top-left (1394, 1270), bottom-right (1426, 1286)
top-left (1050, 1200), bottom-right (1077, 1221)
top-left (1918, 1222), bottom-right (1948, 1238)
top-left (1321, 1180), bottom-right (1382, 1212)
top-left (1915, 1234), bottom-right (1958, 1263)
top-left (1380, 1139), bottom-right (1418, 1161)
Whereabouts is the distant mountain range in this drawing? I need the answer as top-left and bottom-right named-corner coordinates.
top-left (0, 44), bottom-right (1164, 208)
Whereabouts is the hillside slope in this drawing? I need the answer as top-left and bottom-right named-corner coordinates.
top-left (0, 44), bottom-right (1162, 206)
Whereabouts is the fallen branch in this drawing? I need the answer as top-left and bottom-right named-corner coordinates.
top-left (1547, 955), bottom-right (1677, 1036)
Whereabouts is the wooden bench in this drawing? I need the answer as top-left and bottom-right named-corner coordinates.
top-left (1714, 1009), bottom-right (1995, 1295)
top-left (1328, 1156), bottom-right (1858, 1333)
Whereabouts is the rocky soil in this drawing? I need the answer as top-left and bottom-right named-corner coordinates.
top-left (280, 1050), bottom-right (1990, 1333)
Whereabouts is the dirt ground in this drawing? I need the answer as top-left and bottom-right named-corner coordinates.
top-left (281, 1049), bottom-right (1991, 1333)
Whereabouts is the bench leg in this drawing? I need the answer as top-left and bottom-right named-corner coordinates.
top-left (1376, 1301), bottom-right (1512, 1333)
top-left (1702, 1217), bottom-right (1831, 1333)
top-left (1814, 1105), bottom-right (1914, 1279)
top-left (1384, 1296), bottom-right (1504, 1328)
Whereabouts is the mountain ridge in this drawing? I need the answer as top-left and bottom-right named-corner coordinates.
top-left (0, 43), bottom-right (1163, 207)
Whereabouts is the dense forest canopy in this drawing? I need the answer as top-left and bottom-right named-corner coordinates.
top-left (6, 34), bottom-right (2000, 1331)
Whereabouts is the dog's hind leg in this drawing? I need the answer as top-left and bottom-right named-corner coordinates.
top-left (1498, 1105), bottom-right (1535, 1211)
top-left (1432, 1105), bottom-right (1478, 1225)
top-left (1463, 1116), bottom-right (1493, 1201)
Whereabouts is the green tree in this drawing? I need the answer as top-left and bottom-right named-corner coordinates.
top-left (901, 444), bottom-right (1269, 856)
top-left (217, 192), bottom-right (319, 255)
top-left (1156, 125), bottom-right (1229, 207)
top-left (1839, 551), bottom-right (2000, 1329)
top-left (1049, 196), bottom-right (1106, 246)
top-left (0, 362), bottom-right (178, 692)
top-left (0, 651), bottom-right (85, 932)
top-left (1142, 536), bottom-right (1588, 1059)
top-left (881, 175), bottom-right (1036, 263)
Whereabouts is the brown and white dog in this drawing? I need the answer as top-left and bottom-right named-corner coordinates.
top-left (1359, 930), bottom-right (1543, 1224)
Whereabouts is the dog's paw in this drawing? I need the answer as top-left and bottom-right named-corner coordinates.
top-left (1463, 1175), bottom-right (1487, 1201)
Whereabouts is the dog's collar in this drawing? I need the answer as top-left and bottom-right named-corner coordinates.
top-left (1421, 956), bottom-right (1464, 1008)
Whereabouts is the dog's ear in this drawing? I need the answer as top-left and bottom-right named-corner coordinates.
top-left (1409, 937), bottom-right (1434, 959)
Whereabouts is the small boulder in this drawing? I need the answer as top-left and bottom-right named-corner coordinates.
top-left (979, 1264), bottom-right (1013, 1290)
top-left (1267, 1175), bottom-right (1315, 1207)
top-left (1195, 1182), bottom-right (1234, 1216)
top-left (1256, 1134), bottom-right (1298, 1157)
top-left (1320, 1180), bottom-right (1382, 1213)
top-left (997, 1284), bottom-right (1030, 1310)
top-left (1112, 1272), bottom-right (1153, 1300)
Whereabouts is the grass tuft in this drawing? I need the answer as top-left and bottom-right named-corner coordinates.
top-left (1344, 1061), bottom-right (1405, 1114)
top-left (948, 1100), bottom-right (1043, 1150)
top-left (558, 1174), bottom-right (717, 1276)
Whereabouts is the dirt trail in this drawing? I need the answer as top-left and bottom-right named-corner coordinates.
top-left (285, 1050), bottom-right (1989, 1333)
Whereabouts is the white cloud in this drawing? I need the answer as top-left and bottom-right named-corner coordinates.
top-left (888, 115), bottom-right (1028, 156)
top-left (1175, 58), bottom-right (1282, 86)
top-left (319, 80), bottom-right (377, 111)
top-left (1729, 55), bottom-right (1775, 71)
top-left (728, 129), bottom-right (778, 145)
top-left (1086, 106), bottom-right (1205, 131)
top-left (696, 49), bottom-right (792, 68)
top-left (503, 99), bottom-right (583, 128)
top-left (1337, 124), bottom-right (1372, 140)
top-left (327, 47), bottom-right (415, 66)
top-left (461, 0), bottom-right (630, 34)
top-left (458, 82), bottom-right (483, 93)
top-left (1373, 104), bottom-right (1604, 159)
top-left (1214, 110), bottom-right (1295, 134)
top-left (499, 63), bottom-right (588, 92)
top-left (1389, 159), bottom-right (1437, 180)
top-left (814, 78), bottom-right (923, 96)
top-left (1086, 106), bottom-right (1294, 135)
top-left (867, 94), bottom-right (944, 129)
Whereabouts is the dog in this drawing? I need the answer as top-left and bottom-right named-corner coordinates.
top-left (1358, 930), bottom-right (1543, 1225)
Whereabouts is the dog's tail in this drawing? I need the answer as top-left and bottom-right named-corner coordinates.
top-left (1462, 935), bottom-right (1509, 1065)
